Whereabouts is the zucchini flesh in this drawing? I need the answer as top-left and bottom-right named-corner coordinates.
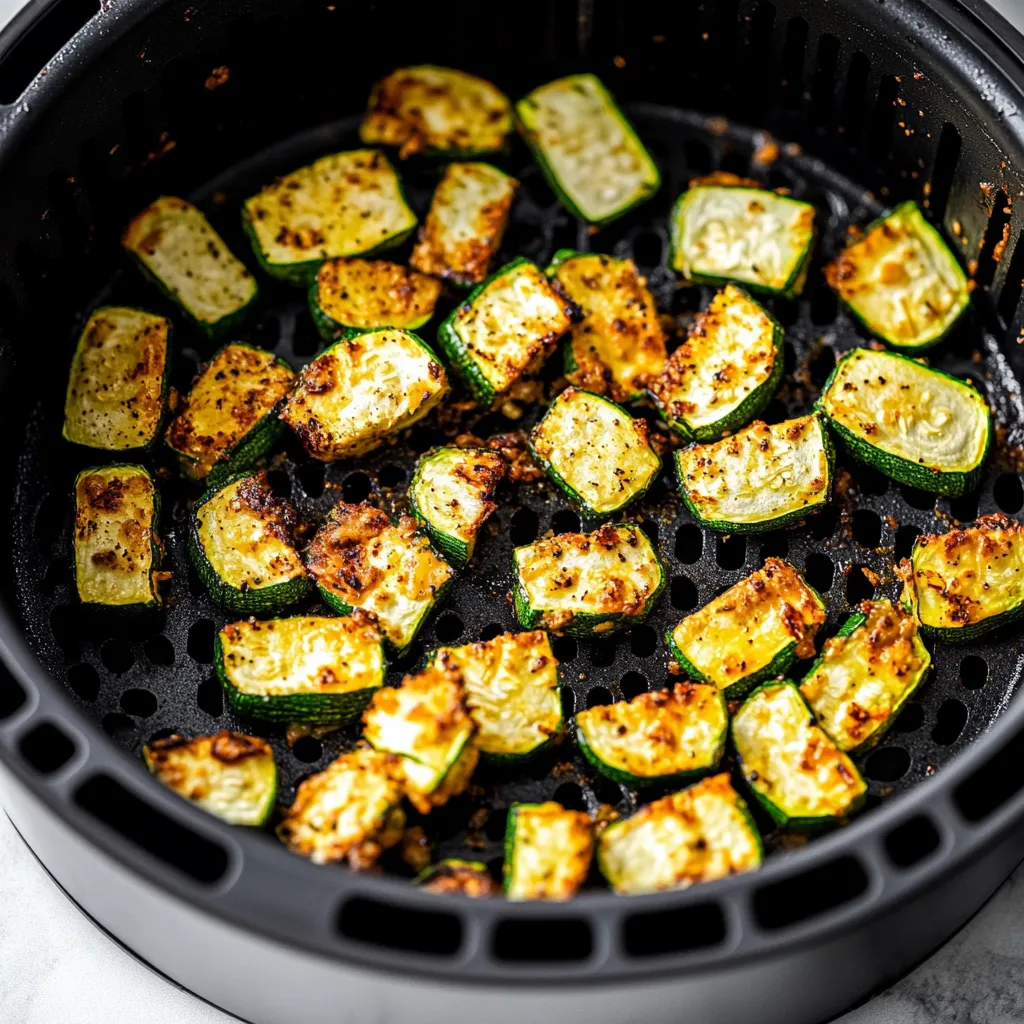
top-left (817, 347), bottom-right (991, 496)
top-left (801, 599), bottom-right (930, 752)
top-left (305, 502), bottom-right (455, 657)
top-left (674, 414), bottom-right (833, 533)
top-left (437, 257), bottom-right (576, 406)
top-left (503, 801), bottom-right (594, 900)
top-left (669, 186), bottom-right (816, 297)
top-left (825, 201), bottom-right (969, 351)
top-left (530, 386), bottom-right (661, 518)
top-left (597, 774), bottom-right (762, 895)
top-left (429, 630), bottom-right (562, 761)
top-left (901, 513), bottom-right (1024, 642)
top-left (277, 748), bottom-right (406, 866)
top-left (513, 523), bottom-right (665, 637)
top-left (648, 283), bottom-right (783, 440)
top-left (216, 612), bottom-right (386, 725)
top-left (280, 328), bottom-right (448, 462)
top-left (410, 162), bottom-right (518, 286)
top-left (416, 858), bottom-right (499, 896)
top-left (74, 464), bottom-right (161, 610)
top-left (575, 682), bottom-right (727, 787)
top-left (242, 150), bottom-right (417, 284)
top-left (122, 196), bottom-right (258, 338)
top-left (409, 446), bottom-right (506, 568)
top-left (515, 74), bottom-right (660, 224)
top-left (165, 343), bottom-right (294, 486)
top-left (360, 65), bottom-right (513, 159)
top-left (143, 731), bottom-right (277, 827)
top-left (668, 558), bottom-right (826, 700)
top-left (547, 251), bottom-right (667, 403)
top-left (63, 307), bottom-right (170, 452)
top-left (732, 681), bottom-right (867, 829)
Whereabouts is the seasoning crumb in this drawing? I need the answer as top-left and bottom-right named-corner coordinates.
top-left (205, 65), bottom-right (231, 91)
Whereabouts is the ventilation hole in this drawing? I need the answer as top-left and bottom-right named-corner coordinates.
top-left (684, 138), bottom-right (713, 175)
top-left (561, 687), bottom-right (576, 719)
top-left (809, 285), bottom-right (838, 327)
top-left (948, 491), bottom-right (979, 525)
top-left (675, 523), bottom-right (703, 563)
top-left (891, 702), bottom-right (924, 733)
top-left (867, 74), bottom-right (899, 160)
top-left (100, 639), bottom-right (135, 674)
top-left (632, 231), bottom-right (663, 267)
top-left (292, 736), bottom-right (323, 763)
top-left (197, 676), bottom-right (223, 717)
top-left (480, 622), bottom-right (504, 641)
top-left (753, 855), bottom-right (869, 931)
top-left (759, 532), bottom-right (789, 561)
top-left (804, 552), bottom-right (834, 593)
top-left (144, 634), bottom-right (174, 666)
top-left (854, 464), bottom-right (889, 496)
top-left (885, 815), bottom-right (941, 869)
top-left (434, 613), bottom-right (464, 643)
top-left (66, 663), bottom-right (100, 702)
top-left (779, 16), bottom-right (808, 105)
top-left (551, 509), bottom-right (581, 535)
top-left (894, 524), bottom-right (921, 561)
top-left (639, 518), bottom-right (659, 545)
top-left (771, 299), bottom-right (800, 329)
top-left (997, 230), bottom-right (1024, 325)
top-left (624, 902), bottom-right (727, 957)
top-left (629, 624), bottom-right (657, 659)
top-left (341, 472), bottom-right (372, 504)
top-left (932, 699), bottom-right (968, 746)
top-left (994, 474), bottom-right (1024, 514)
top-left (846, 564), bottom-right (875, 605)
top-left (852, 509), bottom-right (882, 549)
top-left (408, 426), bottom-right (446, 454)
top-left (975, 189), bottom-right (1011, 291)
top-left (120, 688), bottom-right (157, 718)
top-left (493, 918), bottom-right (592, 962)
top-left (293, 460), bottom-right (324, 499)
top-left (587, 686), bottom-right (613, 709)
top-left (620, 671), bottom-right (648, 700)
top-left (101, 712), bottom-right (136, 742)
top-left (808, 504), bottom-right (839, 540)
top-left (339, 897), bottom-right (462, 955)
top-left (18, 722), bottom-right (76, 774)
top-left (808, 33), bottom-right (840, 128)
top-left (552, 782), bottom-right (586, 812)
top-left (265, 468), bottom-right (291, 499)
top-left (927, 121), bottom-right (962, 222)
top-left (954, 718), bottom-right (1024, 821)
top-left (670, 575), bottom-right (699, 610)
top-left (839, 51), bottom-right (871, 142)
top-left (187, 620), bottom-right (215, 663)
top-left (377, 464), bottom-right (405, 489)
top-left (590, 638), bottom-right (616, 668)
top-left (552, 636), bottom-right (577, 663)
top-left (901, 485), bottom-right (935, 511)
top-left (187, 564), bottom-right (207, 598)
top-left (49, 605), bottom-right (80, 657)
top-left (864, 746), bottom-right (910, 782)
top-left (959, 655), bottom-right (988, 690)
top-left (716, 535), bottom-right (746, 570)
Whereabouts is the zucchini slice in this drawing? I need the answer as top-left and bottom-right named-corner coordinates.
top-left (674, 414), bottom-right (834, 533)
top-left (409, 446), bottom-right (506, 568)
top-left (801, 599), bottom-right (931, 752)
top-left (817, 347), bottom-right (991, 496)
top-left (513, 523), bottom-right (666, 637)
top-left (732, 681), bottom-right (867, 829)
top-left (669, 185), bottom-right (816, 297)
top-left (305, 502), bottom-right (455, 657)
top-left (597, 774), bottom-right (762, 895)
top-left (530, 387), bottom-right (661, 518)
top-left (503, 801), bottom-right (595, 901)
top-left (165, 343), bottom-right (295, 487)
top-left (310, 258), bottom-right (442, 339)
top-left (547, 250), bottom-right (667, 403)
top-left (825, 201), bottom-right (970, 351)
top-left (242, 150), bottom-right (417, 284)
top-left (362, 664), bottom-right (479, 814)
top-left (515, 74), bottom-right (660, 225)
top-left (74, 464), bottom-right (162, 612)
top-left (63, 307), bottom-right (171, 452)
top-left (428, 630), bottom-right (562, 762)
top-left (415, 858), bottom-right (499, 896)
top-left (277, 748), bottom-right (406, 867)
top-left (215, 612), bottom-right (386, 726)
top-left (360, 66), bottom-right (513, 159)
top-left (122, 196), bottom-right (258, 339)
top-left (900, 513), bottom-right (1024, 642)
top-left (143, 731), bottom-right (277, 827)
top-left (575, 682), bottom-right (728, 788)
top-left (647, 284), bottom-right (783, 441)
top-left (189, 472), bottom-right (310, 616)
top-left (280, 328), bottom-right (448, 462)
top-left (410, 162), bottom-right (518, 286)
top-left (668, 558), bottom-right (826, 700)
top-left (437, 257), bottom-right (575, 406)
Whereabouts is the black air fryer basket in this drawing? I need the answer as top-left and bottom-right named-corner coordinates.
top-left (3, 1), bottom-right (1024, 1022)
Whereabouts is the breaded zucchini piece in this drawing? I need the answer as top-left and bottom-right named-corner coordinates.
top-left (504, 801), bottom-right (595, 900)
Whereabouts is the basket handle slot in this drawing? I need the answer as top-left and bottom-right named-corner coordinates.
top-left (491, 916), bottom-right (594, 962)
top-left (622, 901), bottom-right (728, 957)
top-left (752, 854), bottom-right (870, 931)
top-left (337, 896), bottom-right (464, 957)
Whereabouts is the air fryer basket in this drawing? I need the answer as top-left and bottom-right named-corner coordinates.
top-left (3, 1), bottom-right (1024, 1023)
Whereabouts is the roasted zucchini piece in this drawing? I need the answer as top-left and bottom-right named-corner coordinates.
top-left (242, 150), bottom-right (417, 284)
top-left (63, 307), bottom-right (170, 453)
top-left (530, 387), bottom-right (661, 518)
top-left (305, 502), bottom-right (455, 657)
top-left (669, 185), bottom-right (816, 297)
top-left (410, 162), bottom-right (518, 286)
top-left (188, 472), bottom-right (310, 616)
top-left (900, 513), bottom-right (1024, 642)
top-left (547, 250), bottom-right (667, 403)
top-left (647, 284), bottom-right (783, 440)
top-left (825, 201), bottom-right (970, 351)
top-left (165, 343), bottom-right (295, 488)
top-left (674, 414), bottom-right (834, 533)
top-left (281, 328), bottom-right (447, 462)
top-left (575, 683), bottom-right (727, 788)
top-left (597, 774), bottom-right (762, 895)
top-left (415, 858), bottom-right (499, 896)
top-left (363, 664), bottom-right (478, 814)
top-left (437, 257), bottom-right (575, 406)
top-left (668, 558), bottom-right (826, 700)
top-left (277, 748), bottom-right (406, 867)
top-left (429, 630), bottom-right (562, 762)
top-left (516, 74), bottom-right (660, 225)
top-left (409, 446), bottom-right (506, 568)
top-left (143, 731), bottom-right (277, 827)
top-left (503, 801), bottom-right (595, 901)
top-left (361, 65), bottom-right (513, 159)
top-left (74, 464), bottom-right (162, 612)
top-left (122, 196), bottom-right (258, 339)
top-left (215, 612), bottom-right (385, 726)
top-left (817, 347), bottom-right (991, 496)
top-left (513, 523), bottom-right (665, 637)
top-left (733, 681), bottom-right (867, 829)
top-left (801, 599), bottom-right (930, 752)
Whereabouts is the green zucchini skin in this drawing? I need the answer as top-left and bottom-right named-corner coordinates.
top-left (575, 727), bottom-right (723, 789)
